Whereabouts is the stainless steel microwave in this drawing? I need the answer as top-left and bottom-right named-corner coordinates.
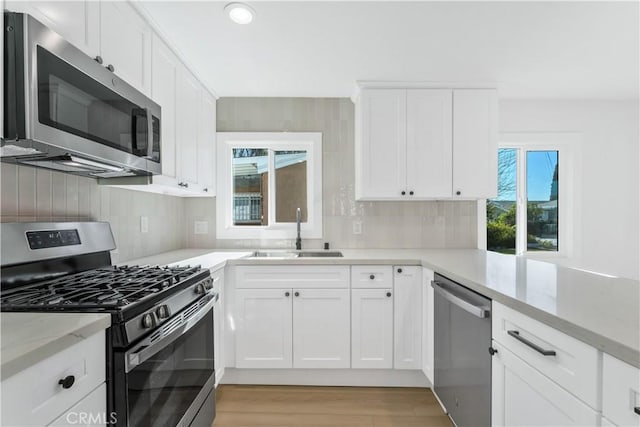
top-left (2, 12), bottom-right (161, 178)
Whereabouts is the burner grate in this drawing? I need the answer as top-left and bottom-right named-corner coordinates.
top-left (0, 265), bottom-right (202, 309)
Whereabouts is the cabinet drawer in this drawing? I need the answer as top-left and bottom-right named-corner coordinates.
top-left (351, 265), bottom-right (393, 288)
top-left (492, 302), bottom-right (599, 408)
top-left (48, 383), bottom-right (107, 426)
top-left (603, 353), bottom-right (640, 427)
top-left (235, 265), bottom-right (350, 289)
top-left (1, 331), bottom-right (106, 426)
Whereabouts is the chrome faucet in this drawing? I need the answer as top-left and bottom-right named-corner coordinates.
top-left (295, 207), bottom-right (302, 250)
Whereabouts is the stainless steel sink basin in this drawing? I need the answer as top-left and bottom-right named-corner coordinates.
top-left (250, 250), bottom-right (343, 258)
top-left (297, 251), bottom-right (344, 258)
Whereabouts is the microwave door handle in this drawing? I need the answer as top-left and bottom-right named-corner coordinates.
top-left (125, 296), bottom-right (214, 373)
top-left (146, 108), bottom-right (154, 159)
top-left (131, 108), bottom-right (147, 156)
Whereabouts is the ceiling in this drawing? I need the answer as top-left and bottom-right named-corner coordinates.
top-left (139, 1), bottom-right (639, 99)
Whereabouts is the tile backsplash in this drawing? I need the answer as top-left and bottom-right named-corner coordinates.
top-left (0, 163), bottom-right (185, 263)
top-left (204, 97), bottom-right (479, 249)
top-left (1, 97), bottom-right (479, 260)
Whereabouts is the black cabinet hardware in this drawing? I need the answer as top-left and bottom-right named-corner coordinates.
top-left (294, 292), bottom-right (300, 297)
top-left (369, 275), bottom-right (375, 280)
top-left (397, 268), bottom-right (403, 274)
top-left (94, 56), bottom-right (103, 64)
top-left (285, 292), bottom-right (290, 297)
top-left (401, 191), bottom-right (406, 195)
top-left (58, 375), bottom-right (75, 389)
top-left (456, 190), bottom-right (461, 196)
top-left (106, 64), bottom-right (114, 72)
top-left (386, 292), bottom-right (392, 297)
top-left (507, 330), bottom-right (556, 356)
top-left (634, 407), bottom-right (640, 415)
top-left (488, 347), bottom-right (498, 356)
top-left (409, 191), bottom-right (414, 195)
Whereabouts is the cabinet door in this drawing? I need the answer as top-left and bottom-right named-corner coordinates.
top-left (356, 89), bottom-right (407, 200)
top-left (151, 34), bottom-right (178, 180)
top-left (452, 89), bottom-right (498, 198)
top-left (212, 270), bottom-right (224, 385)
top-left (293, 289), bottom-right (350, 368)
top-left (351, 288), bottom-right (393, 369)
top-left (421, 268), bottom-right (435, 383)
top-left (492, 341), bottom-right (599, 427)
top-left (394, 266), bottom-right (422, 369)
top-left (198, 91), bottom-right (217, 193)
top-left (406, 89), bottom-right (453, 198)
top-left (100, 1), bottom-right (152, 95)
top-left (6, 1), bottom-right (99, 57)
top-left (48, 383), bottom-right (107, 427)
top-left (235, 289), bottom-right (292, 368)
top-left (603, 353), bottom-right (640, 427)
top-left (176, 68), bottom-right (201, 185)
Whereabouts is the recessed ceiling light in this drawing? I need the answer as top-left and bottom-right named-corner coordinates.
top-left (225, 2), bottom-right (255, 25)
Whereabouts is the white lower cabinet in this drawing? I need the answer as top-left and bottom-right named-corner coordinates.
top-left (602, 353), bottom-right (640, 427)
top-left (421, 268), bottom-right (435, 384)
top-left (491, 340), bottom-right (599, 426)
top-left (235, 289), bottom-right (293, 369)
top-left (212, 268), bottom-right (225, 386)
top-left (351, 288), bottom-right (393, 369)
top-left (235, 286), bottom-right (350, 369)
top-left (1, 331), bottom-right (106, 427)
top-left (293, 289), bottom-right (350, 368)
top-left (49, 384), bottom-right (108, 427)
top-left (393, 266), bottom-right (422, 369)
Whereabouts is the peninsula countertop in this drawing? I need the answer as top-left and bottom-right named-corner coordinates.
top-left (124, 248), bottom-right (640, 368)
top-left (0, 312), bottom-right (111, 380)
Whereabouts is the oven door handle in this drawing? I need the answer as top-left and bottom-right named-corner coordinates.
top-left (125, 295), bottom-right (214, 373)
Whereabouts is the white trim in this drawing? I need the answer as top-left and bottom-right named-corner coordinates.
top-left (351, 80), bottom-right (499, 103)
top-left (496, 132), bottom-right (580, 259)
top-left (477, 199), bottom-right (487, 249)
top-left (216, 132), bottom-right (323, 240)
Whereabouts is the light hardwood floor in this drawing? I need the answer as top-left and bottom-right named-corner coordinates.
top-left (213, 385), bottom-right (453, 427)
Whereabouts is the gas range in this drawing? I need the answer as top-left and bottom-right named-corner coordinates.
top-left (0, 222), bottom-right (217, 426)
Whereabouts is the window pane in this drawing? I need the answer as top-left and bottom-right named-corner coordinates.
top-left (274, 150), bottom-right (307, 223)
top-left (487, 148), bottom-right (517, 254)
top-left (526, 151), bottom-right (558, 252)
top-left (232, 148), bottom-right (268, 226)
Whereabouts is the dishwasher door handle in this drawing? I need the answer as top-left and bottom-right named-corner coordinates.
top-left (431, 280), bottom-right (490, 318)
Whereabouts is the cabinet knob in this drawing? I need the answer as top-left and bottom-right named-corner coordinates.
top-left (58, 375), bottom-right (75, 389)
top-left (106, 64), bottom-right (115, 72)
top-left (285, 291), bottom-right (290, 297)
top-left (397, 268), bottom-right (403, 274)
top-left (204, 188), bottom-right (208, 192)
top-left (634, 407), bottom-right (640, 415)
top-left (369, 274), bottom-right (375, 280)
top-left (456, 190), bottom-right (461, 196)
top-left (401, 191), bottom-right (406, 196)
top-left (386, 292), bottom-right (392, 297)
top-left (94, 55), bottom-right (103, 64)
top-left (294, 291), bottom-right (300, 297)
top-left (409, 191), bottom-right (414, 195)
top-left (488, 347), bottom-right (498, 356)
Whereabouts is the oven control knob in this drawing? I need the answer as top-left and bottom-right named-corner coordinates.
top-left (156, 305), bottom-right (170, 319)
top-left (141, 313), bottom-right (154, 329)
top-left (195, 283), bottom-right (206, 295)
top-left (204, 279), bottom-right (213, 290)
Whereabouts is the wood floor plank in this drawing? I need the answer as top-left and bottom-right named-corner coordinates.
top-left (213, 385), bottom-right (451, 427)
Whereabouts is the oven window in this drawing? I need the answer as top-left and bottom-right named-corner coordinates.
top-left (36, 46), bottom-right (149, 157)
top-left (127, 310), bottom-right (214, 427)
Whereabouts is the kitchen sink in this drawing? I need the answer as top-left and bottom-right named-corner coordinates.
top-left (250, 250), bottom-right (343, 258)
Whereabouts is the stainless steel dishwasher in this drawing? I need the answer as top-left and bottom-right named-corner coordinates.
top-left (432, 273), bottom-right (492, 427)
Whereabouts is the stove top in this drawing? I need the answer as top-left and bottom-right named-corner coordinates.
top-left (0, 265), bottom-right (203, 310)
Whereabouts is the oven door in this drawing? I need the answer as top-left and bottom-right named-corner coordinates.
top-left (114, 296), bottom-right (215, 427)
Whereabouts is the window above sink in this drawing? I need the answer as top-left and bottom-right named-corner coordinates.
top-left (216, 132), bottom-right (323, 240)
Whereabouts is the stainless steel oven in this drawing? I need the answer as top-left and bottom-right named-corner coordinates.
top-left (114, 294), bottom-right (216, 427)
top-left (2, 12), bottom-right (161, 178)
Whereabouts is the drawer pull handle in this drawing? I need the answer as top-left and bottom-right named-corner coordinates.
top-left (507, 330), bottom-right (556, 356)
top-left (58, 375), bottom-right (75, 389)
top-left (634, 407), bottom-right (640, 416)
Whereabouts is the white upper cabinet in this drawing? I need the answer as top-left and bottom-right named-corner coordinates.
top-left (198, 91), bottom-right (217, 194)
top-left (355, 86), bottom-right (498, 200)
top-left (100, 1), bottom-right (152, 95)
top-left (176, 67), bottom-right (201, 186)
top-left (356, 89), bottom-right (407, 199)
top-left (151, 34), bottom-right (178, 180)
top-left (406, 89), bottom-right (453, 198)
top-left (5, 1), bottom-right (100, 57)
top-left (452, 89), bottom-right (498, 198)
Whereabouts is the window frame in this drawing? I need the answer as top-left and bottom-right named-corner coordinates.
top-left (216, 132), bottom-right (323, 240)
top-left (489, 133), bottom-right (577, 259)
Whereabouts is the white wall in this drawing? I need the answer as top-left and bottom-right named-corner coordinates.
top-left (499, 99), bottom-right (639, 279)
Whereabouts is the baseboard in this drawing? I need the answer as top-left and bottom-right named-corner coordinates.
top-left (220, 368), bottom-right (430, 387)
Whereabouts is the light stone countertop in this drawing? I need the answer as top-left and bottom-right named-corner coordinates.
top-left (0, 312), bottom-right (111, 380)
top-left (123, 248), bottom-right (640, 368)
